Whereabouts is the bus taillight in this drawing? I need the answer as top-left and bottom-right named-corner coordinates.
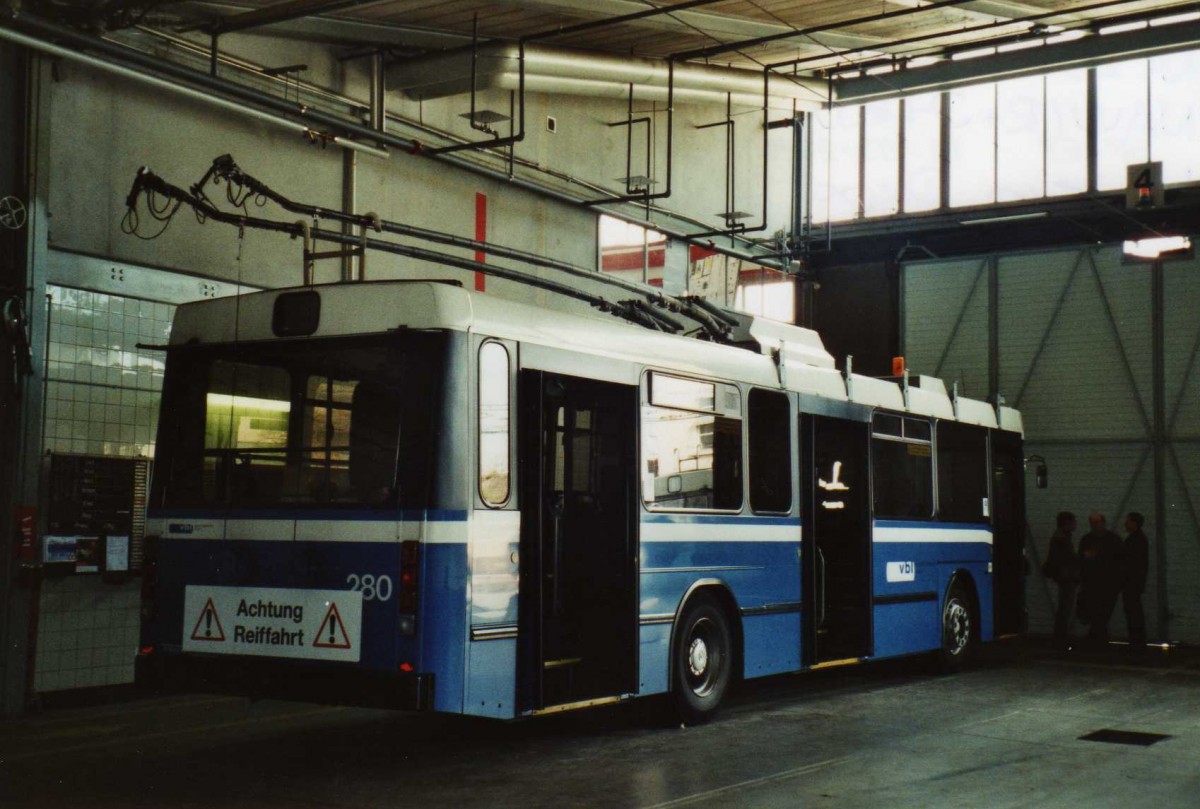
top-left (398, 540), bottom-right (420, 635)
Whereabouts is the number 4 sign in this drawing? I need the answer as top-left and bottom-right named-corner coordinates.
top-left (1126, 162), bottom-right (1164, 210)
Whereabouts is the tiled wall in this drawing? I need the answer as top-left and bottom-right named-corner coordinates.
top-left (34, 576), bottom-right (141, 693)
top-left (35, 285), bottom-right (174, 693)
top-left (44, 286), bottom-right (173, 457)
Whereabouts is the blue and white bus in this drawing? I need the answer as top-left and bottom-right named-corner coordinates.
top-left (138, 279), bottom-right (1026, 723)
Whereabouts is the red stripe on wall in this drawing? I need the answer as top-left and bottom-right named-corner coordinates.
top-left (475, 192), bottom-right (487, 292)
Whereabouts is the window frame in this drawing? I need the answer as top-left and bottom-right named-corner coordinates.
top-left (477, 339), bottom-right (513, 509)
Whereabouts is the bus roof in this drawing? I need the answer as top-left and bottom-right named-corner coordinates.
top-left (169, 280), bottom-right (1022, 434)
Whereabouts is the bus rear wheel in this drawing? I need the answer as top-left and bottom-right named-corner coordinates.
top-left (938, 580), bottom-right (976, 673)
top-left (671, 593), bottom-right (733, 725)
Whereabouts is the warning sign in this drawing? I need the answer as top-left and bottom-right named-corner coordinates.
top-left (182, 586), bottom-right (363, 662)
top-left (189, 597), bottom-right (227, 642)
top-left (313, 603), bottom-right (352, 650)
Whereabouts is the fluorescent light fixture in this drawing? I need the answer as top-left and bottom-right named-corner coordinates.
top-left (1100, 20), bottom-right (1148, 35)
top-left (1045, 29), bottom-right (1087, 44)
top-left (1151, 11), bottom-right (1200, 26)
top-left (866, 64), bottom-right (896, 75)
top-left (907, 55), bottom-right (942, 68)
top-left (1123, 235), bottom-right (1191, 259)
top-left (998, 39), bottom-right (1044, 52)
top-left (952, 46), bottom-right (997, 60)
top-left (959, 211), bottom-right (1049, 226)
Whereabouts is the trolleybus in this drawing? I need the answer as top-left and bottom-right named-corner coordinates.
top-left (137, 279), bottom-right (1025, 723)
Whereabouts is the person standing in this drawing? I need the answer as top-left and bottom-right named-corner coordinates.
top-left (1078, 513), bottom-right (1123, 647)
top-left (1121, 512), bottom-right (1150, 652)
top-left (1043, 511), bottom-right (1080, 649)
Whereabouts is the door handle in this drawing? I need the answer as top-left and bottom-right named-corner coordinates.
top-left (816, 546), bottom-right (827, 630)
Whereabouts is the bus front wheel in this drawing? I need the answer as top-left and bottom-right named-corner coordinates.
top-left (671, 593), bottom-right (733, 725)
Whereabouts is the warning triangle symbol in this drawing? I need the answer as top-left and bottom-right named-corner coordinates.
top-left (189, 597), bottom-right (226, 642)
top-left (313, 602), bottom-right (352, 650)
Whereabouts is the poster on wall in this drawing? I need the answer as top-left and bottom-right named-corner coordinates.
top-left (43, 535), bottom-right (78, 564)
top-left (75, 537), bottom-right (100, 573)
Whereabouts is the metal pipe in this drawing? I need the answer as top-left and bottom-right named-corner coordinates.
top-left (6, 13), bottom-right (786, 268)
top-left (387, 43), bottom-right (824, 106)
top-left (0, 25), bottom-right (389, 159)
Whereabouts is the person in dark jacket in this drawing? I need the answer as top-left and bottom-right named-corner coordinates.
top-left (1078, 513), bottom-right (1123, 647)
top-left (1043, 511), bottom-right (1080, 649)
top-left (1121, 512), bottom-right (1150, 651)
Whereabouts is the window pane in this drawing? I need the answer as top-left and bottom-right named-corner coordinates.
top-left (872, 414), bottom-right (933, 520)
top-left (863, 99), bottom-right (900, 216)
top-left (650, 373), bottom-right (715, 412)
top-left (478, 342), bottom-right (510, 506)
top-left (936, 421), bottom-right (989, 523)
top-left (1097, 58), bottom-right (1149, 191)
top-left (158, 335), bottom-right (441, 511)
top-left (829, 106), bottom-right (861, 221)
top-left (1045, 69), bottom-right (1088, 196)
top-left (810, 109), bottom-right (831, 224)
top-left (1150, 50), bottom-right (1200, 184)
top-left (642, 406), bottom-right (742, 510)
top-left (749, 389), bottom-right (791, 512)
top-left (903, 92), bottom-right (941, 212)
top-left (872, 437), bottom-right (933, 519)
top-left (996, 75), bottom-right (1044, 201)
top-left (949, 84), bottom-right (996, 207)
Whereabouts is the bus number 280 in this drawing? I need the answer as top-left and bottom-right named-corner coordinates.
top-left (346, 574), bottom-right (393, 602)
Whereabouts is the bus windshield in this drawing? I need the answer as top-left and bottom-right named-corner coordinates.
top-left (152, 332), bottom-right (446, 512)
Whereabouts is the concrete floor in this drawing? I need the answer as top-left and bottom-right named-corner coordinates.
top-left (3, 642), bottom-right (1199, 808)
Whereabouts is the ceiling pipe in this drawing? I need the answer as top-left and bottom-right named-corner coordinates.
top-left (387, 43), bottom-right (826, 110)
top-left (1, 12), bottom-right (789, 269)
top-left (0, 24), bottom-right (389, 158)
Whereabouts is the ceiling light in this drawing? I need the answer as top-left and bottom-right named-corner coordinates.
top-left (1045, 29), bottom-right (1087, 44)
top-left (952, 46), bottom-right (997, 60)
top-left (906, 55), bottom-right (942, 68)
top-left (1123, 236), bottom-right (1191, 260)
top-left (1151, 11), bottom-right (1200, 26)
top-left (1100, 20), bottom-right (1148, 35)
top-left (998, 39), bottom-right (1044, 52)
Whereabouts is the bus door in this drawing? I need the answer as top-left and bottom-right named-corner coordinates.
top-left (801, 414), bottom-right (873, 665)
top-left (518, 371), bottom-right (638, 711)
top-left (990, 431), bottom-right (1026, 636)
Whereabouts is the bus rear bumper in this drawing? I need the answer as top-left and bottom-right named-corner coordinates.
top-left (136, 651), bottom-right (435, 711)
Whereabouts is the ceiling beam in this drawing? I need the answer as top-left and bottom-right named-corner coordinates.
top-left (834, 18), bottom-right (1200, 102)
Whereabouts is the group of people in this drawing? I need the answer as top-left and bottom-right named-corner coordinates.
top-left (1043, 510), bottom-right (1149, 651)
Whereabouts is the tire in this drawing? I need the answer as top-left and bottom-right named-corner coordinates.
top-left (938, 580), bottom-right (977, 673)
top-left (671, 593), bottom-right (734, 725)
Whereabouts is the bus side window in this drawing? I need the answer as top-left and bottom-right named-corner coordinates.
top-left (748, 389), bottom-right (791, 513)
top-left (479, 341), bottom-right (511, 507)
top-left (936, 421), bottom-right (989, 523)
top-left (872, 414), bottom-right (933, 519)
top-left (641, 374), bottom-right (742, 512)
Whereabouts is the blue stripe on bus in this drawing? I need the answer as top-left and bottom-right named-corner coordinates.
top-left (874, 519), bottom-right (991, 531)
top-left (149, 508), bottom-right (470, 522)
top-left (642, 513), bottom-right (800, 526)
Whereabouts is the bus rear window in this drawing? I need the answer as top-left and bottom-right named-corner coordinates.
top-left (153, 333), bottom-right (446, 511)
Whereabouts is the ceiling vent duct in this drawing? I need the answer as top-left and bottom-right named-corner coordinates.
top-left (387, 44), bottom-right (827, 111)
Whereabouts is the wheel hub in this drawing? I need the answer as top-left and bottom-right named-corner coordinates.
top-left (946, 601), bottom-right (970, 654)
top-left (688, 637), bottom-right (709, 677)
